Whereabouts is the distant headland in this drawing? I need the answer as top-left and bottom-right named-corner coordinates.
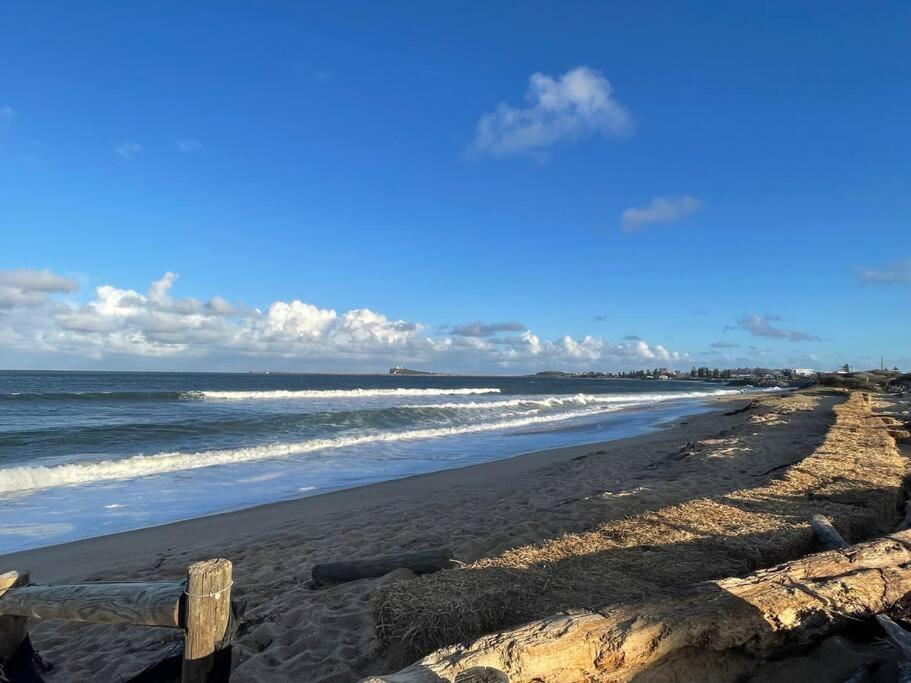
top-left (388, 366), bottom-right (452, 376)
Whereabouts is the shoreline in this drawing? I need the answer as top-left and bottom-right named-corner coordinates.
top-left (16, 388), bottom-right (903, 682)
top-left (0, 394), bottom-right (747, 583)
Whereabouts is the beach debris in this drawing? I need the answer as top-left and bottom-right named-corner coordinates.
top-left (810, 513), bottom-right (849, 551)
top-left (0, 559), bottom-right (235, 683)
top-left (312, 548), bottom-right (454, 587)
top-left (366, 530), bottom-right (911, 682)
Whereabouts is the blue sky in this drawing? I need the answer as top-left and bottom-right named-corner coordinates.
top-left (1, 1), bottom-right (909, 372)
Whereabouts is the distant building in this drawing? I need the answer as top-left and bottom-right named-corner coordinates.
top-left (792, 368), bottom-right (816, 377)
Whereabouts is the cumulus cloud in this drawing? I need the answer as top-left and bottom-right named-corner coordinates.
top-left (621, 196), bottom-right (702, 231)
top-left (856, 259), bottom-right (911, 284)
top-left (451, 321), bottom-right (526, 337)
top-left (116, 142), bottom-right (144, 160)
top-left (732, 314), bottom-right (820, 342)
top-left (469, 66), bottom-right (633, 158)
top-left (0, 269), bottom-right (78, 309)
top-left (0, 269), bottom-right (691, 372)
top-left (177, 138), bottom-right (203, 153)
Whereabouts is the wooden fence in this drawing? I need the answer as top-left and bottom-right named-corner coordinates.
top-left (0, 558), bottom-right (233, 682)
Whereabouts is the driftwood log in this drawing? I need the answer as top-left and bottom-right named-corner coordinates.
top-left (365, 530), bottom-right (911, 682)
top-left (313, 548), bottom-right (453, 586)
top-left (810, 513), bottom-right (849, 551)
top-left (0, 579), bottom-right (183, 627)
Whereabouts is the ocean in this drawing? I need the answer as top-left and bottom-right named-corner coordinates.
top-left (0, 370), bottom-right (769, 553)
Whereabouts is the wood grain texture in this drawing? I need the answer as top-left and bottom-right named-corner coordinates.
top-left (312, 548), bottom-right (453, 586)
top-left (182, 558), bottom-right (232, 683)
top-left (0, 580), bottom-right (183, 627)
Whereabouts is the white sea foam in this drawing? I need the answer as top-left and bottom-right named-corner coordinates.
top-left (185, 387), bottom-right (502, 400)
top-left (0, 405), bottom-right (618, 494)
top-left (405, 388), bottom-right (742, 411)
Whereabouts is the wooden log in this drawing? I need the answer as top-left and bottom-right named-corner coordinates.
top-left (810, 513), bottom-right (849, 550)
top-left (363, 530), bottom-right (911, 683)
top-left (0, 571), bottom-right (29, 661)
top-left (0, 580), bottom-right (183, 627)
top-left (182, 558), bottom-right (233, 683)
top-left (312, 548), bottom-right (453, 586)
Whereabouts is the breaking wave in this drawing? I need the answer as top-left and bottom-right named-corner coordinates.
top-left (185, 387), bottom-right (503, 400)
top-left (0, 405), bottom-right (613, 494)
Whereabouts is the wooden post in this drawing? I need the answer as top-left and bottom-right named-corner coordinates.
top-left (0, 571), bottom-right (29, 662)
top-left (182, 559), bottom-right (232, 683)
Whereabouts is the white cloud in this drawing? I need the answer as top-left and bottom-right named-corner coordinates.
top-left (621, 196), bottom-right (702, 231)
top-left (0, 269), bottom-right (77, 292)
top-left (0, 269), bottom-right (690, 372)
top-left (177, 138), bottom-right (203, 153)
top-left (731, 314), bottom-right (820, 343)
top-left (856, 258), bottom-right (911, 284)
top-left (469, 66), bottom-right (633, 158)
top-left (116, 142), bottom-right (144, 160)
top-left (451, 321), bottom-right (526, 337)
top-left (0, 269), bottom-right (78, 309)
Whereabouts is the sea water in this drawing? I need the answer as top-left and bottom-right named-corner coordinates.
top-left (0, 371), bottom-right (772, 553)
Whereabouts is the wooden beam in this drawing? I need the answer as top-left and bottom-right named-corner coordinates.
top-left (810, 513), bottom-right (849, 550)
top-left (312, 548), bottom-right (453, 586)
top-left (0, 580), bottom-right (183, 627)
top-left (0, 571), bottom-right (29, 661)
top-left (182, 558), bottom-right (233, 683)
top-left (363, 530), bottom-right (911, 683)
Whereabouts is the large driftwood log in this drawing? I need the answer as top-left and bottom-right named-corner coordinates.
top-left (0, 579), bottom-right (183, 627)
top-left (365, 530), bottom-right (911, 683)
top-left (313, 548), bottom-right (453, 586)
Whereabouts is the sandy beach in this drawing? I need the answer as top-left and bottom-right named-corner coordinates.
top-left (3, 390), bottom-right (909, 682)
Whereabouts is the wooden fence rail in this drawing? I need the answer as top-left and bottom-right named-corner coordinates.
top-left (0, 558), bottom-right (233, 683)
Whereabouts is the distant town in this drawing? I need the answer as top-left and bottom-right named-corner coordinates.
top-left (531, 367), bottom-right (815, 386)
top-left (390, 365), bottom-right (910, 392)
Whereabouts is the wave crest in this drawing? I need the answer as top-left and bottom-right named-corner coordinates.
top-left (185, 387), bottom-right (502, 400)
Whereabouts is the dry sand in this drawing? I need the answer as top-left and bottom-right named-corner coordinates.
top-left (2, 390), bottom-right (909, 682)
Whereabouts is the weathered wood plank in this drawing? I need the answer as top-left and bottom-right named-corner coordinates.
top-left (313, 548), bottom-right (453, 586)
top-left (182, 558), bottom-right (232, 683)
top-left (0, 580), bottom-right (183, 627)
